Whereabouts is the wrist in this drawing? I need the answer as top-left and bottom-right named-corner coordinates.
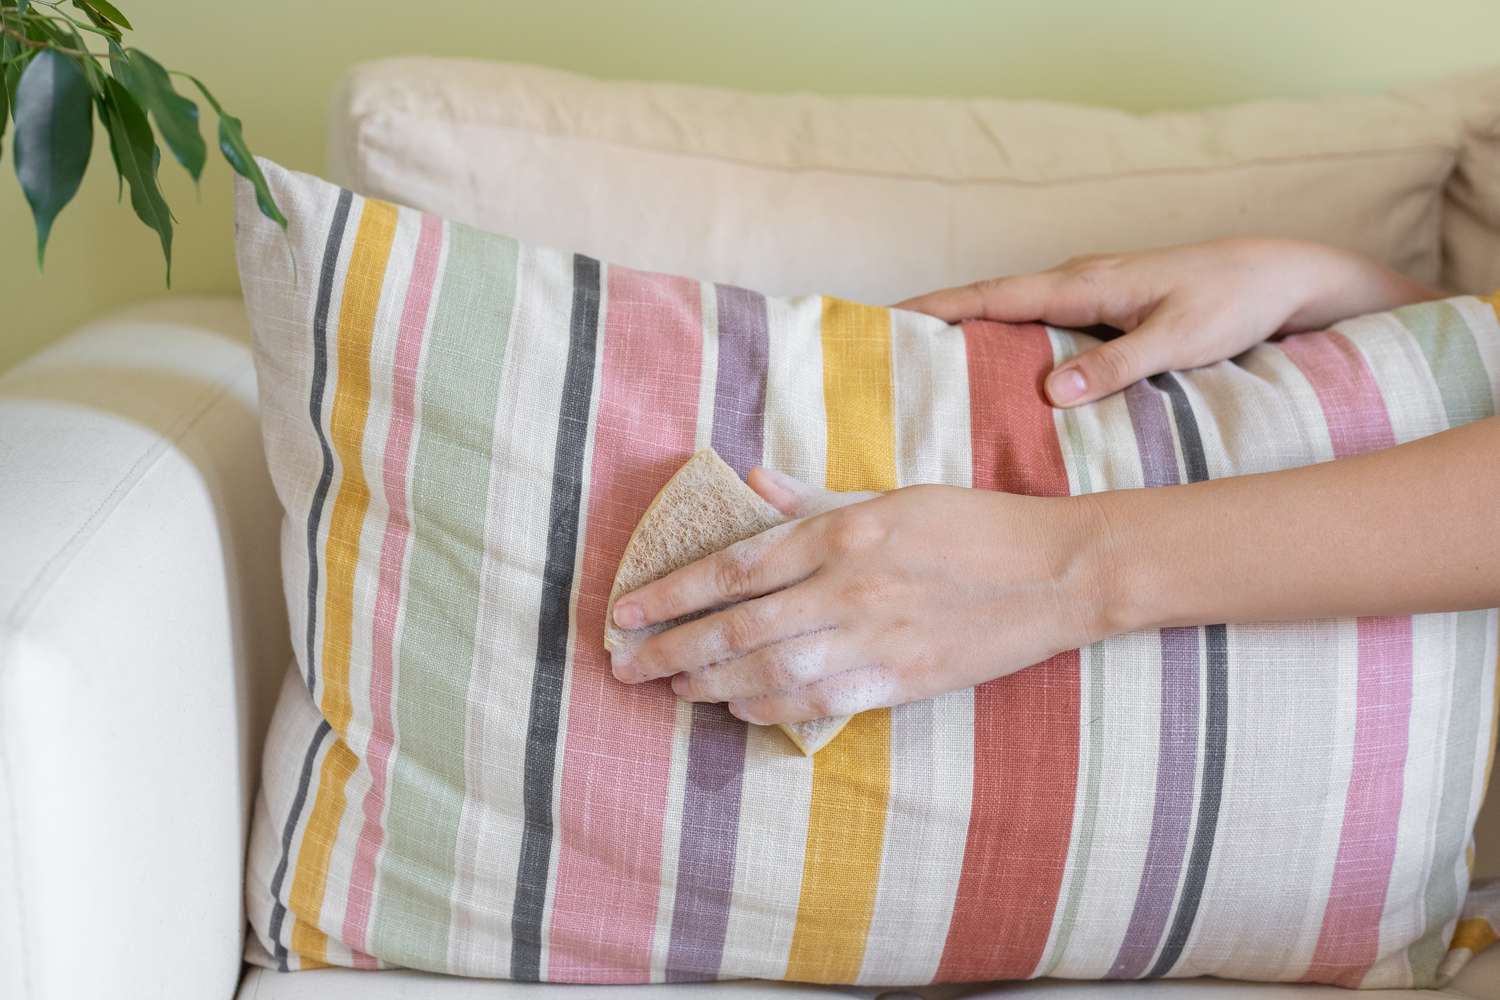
top-left (1062, 489), bottom-right (1169, 643)
top-left (1281, 240), bottom-right (1441, 331)
top-left (1055, 491), bottom-right (1143, 646)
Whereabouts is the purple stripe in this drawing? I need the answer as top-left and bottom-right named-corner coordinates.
top-left (663, 284), bottom-right (767, 981)
top-left (1109, 379), bottom-right (1200, 979)
top-left (706, 285), bottom-right (768, 479)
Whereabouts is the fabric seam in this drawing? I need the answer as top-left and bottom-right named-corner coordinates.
top-left (354, 107), bottom-right (1459, 189)
top-left (0, 355), bottom-right (257, 636)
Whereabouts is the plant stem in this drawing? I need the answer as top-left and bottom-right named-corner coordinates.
top-left (29, 1), bottom-right (118, 41)
top-left (0, 22), bottom-right (95, 56)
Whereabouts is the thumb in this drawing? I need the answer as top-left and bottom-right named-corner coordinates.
top-left (1044, 316), bottom-right (1181, 407)
top-left (747, 467), bottom-right (874, 518)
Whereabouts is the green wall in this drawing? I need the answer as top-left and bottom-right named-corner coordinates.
top-left (3, 0), bottom-right (1498, 371)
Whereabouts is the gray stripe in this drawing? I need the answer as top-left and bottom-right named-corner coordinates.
top-left (511, 254), bottom-right (602, 981)
top-left (1110, 378), bottom-right (1200, 979)
top-left (1148, 373), bottom-right (1227, 978)
top-left (267, 189), bottom-right (353, 970)
top-left (301, 187), bottom-right (354, 693)
top-left (268, 720), bottom-right (333, 970)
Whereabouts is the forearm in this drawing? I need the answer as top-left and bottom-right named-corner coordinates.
top-left (1083, 415), bottom-right (1500, 635)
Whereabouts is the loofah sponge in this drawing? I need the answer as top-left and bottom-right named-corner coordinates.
top-left (604, 449), bottom-right (853, 755)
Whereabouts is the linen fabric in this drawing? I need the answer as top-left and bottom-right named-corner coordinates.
top-left (238, 160), bottom-right (1500, 989)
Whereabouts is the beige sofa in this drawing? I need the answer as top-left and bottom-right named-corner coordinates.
top-left (3, 58), bottom-right (1499, 1000)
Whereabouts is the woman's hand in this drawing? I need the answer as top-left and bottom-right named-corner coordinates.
top-left (608, 467), bottom-right (1105, 725)
top-left (897, 238), bottom-right (1438, 408)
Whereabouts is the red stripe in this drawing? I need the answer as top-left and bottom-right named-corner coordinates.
top-left (937, 321), bottom-right (1081, 981)
top-left (1282, 331), bottom-right (1411, 987)
top-left (546, 265), bottom-right (704, 982)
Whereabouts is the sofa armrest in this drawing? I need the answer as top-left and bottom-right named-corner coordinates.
top-left (0, 297), bottom-right (289, 1000)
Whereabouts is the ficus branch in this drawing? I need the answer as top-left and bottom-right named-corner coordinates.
top-left (0, 24), bottom-right (103, 57)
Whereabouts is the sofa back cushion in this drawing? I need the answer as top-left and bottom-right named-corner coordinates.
top-left (326, 58), bottom-right (1500, 303)
top-left (238, 159), bottom-right (1500, 988)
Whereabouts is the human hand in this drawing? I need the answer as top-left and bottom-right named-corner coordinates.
top-left (608, 468), bottom-right (1104, 725)
top-left (896, 238), bottom-right (1438, 407)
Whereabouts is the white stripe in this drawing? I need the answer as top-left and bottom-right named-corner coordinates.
top-left (445, 242), bottom-right (566, 976)
top-left (1037, 348), bottom-right (1159, 978)
top-left (1167, 347), bottom-right (1351, 979)
top-left (719, 293), bottom-right (824, 978)
top-left (857, 310), bottom-right (973, 985)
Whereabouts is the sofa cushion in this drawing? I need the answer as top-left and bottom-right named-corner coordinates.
top-left (236, 160), bottom-right (1500, 989)
top-left (327, 58), bottom-right (1500, 304)
top-left (236, 945), bottom-right (1500, 999)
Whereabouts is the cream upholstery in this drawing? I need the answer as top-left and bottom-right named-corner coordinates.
top-left (328, 59), bottom-right (1500, 301)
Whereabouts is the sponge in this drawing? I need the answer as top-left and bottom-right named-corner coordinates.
top-left (604, 449), bottom-right (853, 755)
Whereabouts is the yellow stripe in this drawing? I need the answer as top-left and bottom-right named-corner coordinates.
top-left (1480, 621), bottom-right (1500, 877)
top-left (289, 740), bottom-right (358, 961)
top-left (785, 298), bottom-right (896, 983)
top-left (321, 198), bottom-right (398, 734)
top-left (285, 199), bottom-right (399, 964)
top-left (1451, 916), bottom-right (1500, 954)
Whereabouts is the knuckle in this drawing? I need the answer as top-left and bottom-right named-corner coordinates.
top-left (803, 685), bottom-right (836, 720)
top-left (1088, 341), bottom-right (1139, 387)
top-left (711, 549), bottom-right (755, 602)
top-left (826, 506), bottom-right (883, 555)
top-left (1061, 252), bottom-right (1109, 274)
top-left (765, 651), bottom-right (812, 692)
top-left (632, 642), bottom-right (666, 679)
top-left (719, 607), bottom-right (762, 657)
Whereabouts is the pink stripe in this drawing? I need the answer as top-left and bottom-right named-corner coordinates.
top-left (547, 265), bottom-right (703, 982)
top-left (1282, 331), bottom-right (1413, 986)
top-left (342, 213), bottom-right (445, 958)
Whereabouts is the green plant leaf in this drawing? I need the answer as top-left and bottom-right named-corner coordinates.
top-left (89, 90), bottom-right (121, 198)
top-left (101, 75), bottom-right (172, 281)
top-left (70, 1), bottom-right (121, 41)
top-left (75, 0), bottom-right (130, 30)
top-left (111, 47), bottom-right (202, 181)
top-left (182, 72), bottom-right (286, 228)
top-left (13, 49), bottom-right (92, 266)
top-left (0, 36), bottom-right (13, 159)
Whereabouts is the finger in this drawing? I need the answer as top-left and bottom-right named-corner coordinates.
top-left (672, 628), bottom-right (848, 703)
top-left (747, 466), bottom-right (874, 518)
top-left (729, 664), bottom-right (898, 725)
top-left (612, 517), bottom-right (815, 630)
top-left (894, 271), bottom-right (1074, 324)
top-left (1043, 310), bottom-right (1188, 407)
top-left (616, 583), bottom-right (829, 682)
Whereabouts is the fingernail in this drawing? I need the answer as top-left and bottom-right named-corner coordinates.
top-left (670, 674), bottom-right (691, 699)
top-left (613, 601), bottom-right (644, 629)
top-left (1047, 366), bottom-right (1087, 405)
top-left (610, 649), bottom-right (636, 682)
top-left (728, 701), bottom-right (752, 723)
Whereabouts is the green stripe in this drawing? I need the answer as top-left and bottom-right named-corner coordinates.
top-left (1395, 299), bottom-right (1495, 985)
top-left (1393, 300), bottom-right (1493, 427)
top-left (370, 223), bottom-right (520, 966)
top-left (1407, 611), bottom-right (1491, 983)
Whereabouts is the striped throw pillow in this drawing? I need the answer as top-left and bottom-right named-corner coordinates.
top-left (237, 160), bottom-right (1500, 988)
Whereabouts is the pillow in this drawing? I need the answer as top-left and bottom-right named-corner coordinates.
top-left (327, 58), bottom-right (1500, 303)
top-left (238, 159), bottom-right (1500, 989)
